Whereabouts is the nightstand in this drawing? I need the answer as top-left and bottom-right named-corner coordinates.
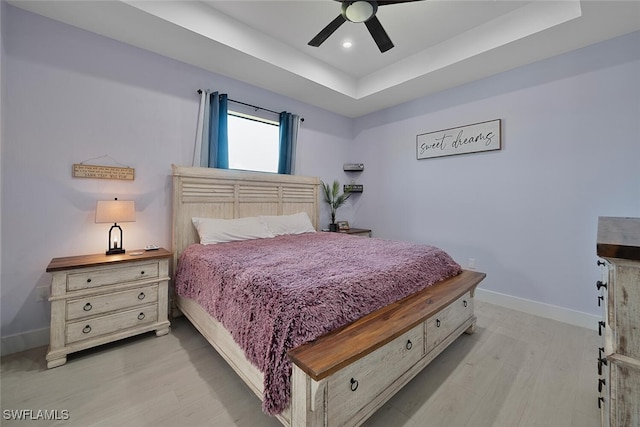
top-left (45, 249), bottom-right (172, 368)
top-left (338, 228), bottom-right (372, 237)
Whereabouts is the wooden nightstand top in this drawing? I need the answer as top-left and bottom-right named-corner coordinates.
top-left (337, 228), bottom-right (371, 235)
top-left (46, 248), bottom-right (172, 272)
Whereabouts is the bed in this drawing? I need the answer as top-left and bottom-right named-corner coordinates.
top-left (171, 165), bottom-right (486, 427)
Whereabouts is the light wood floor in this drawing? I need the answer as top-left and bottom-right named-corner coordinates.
top-left (1, 301), bottom-right (601, 427)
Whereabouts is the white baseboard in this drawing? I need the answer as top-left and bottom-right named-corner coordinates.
top-left (1, 327), bottom-right (49, 357)
top-left (475, 287), bottom-right (599, 331)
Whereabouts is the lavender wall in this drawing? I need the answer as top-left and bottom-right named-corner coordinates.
top-left (1, 5), bottom-right (352, 344)
top-left (350, 31), bottom-right (640, 317)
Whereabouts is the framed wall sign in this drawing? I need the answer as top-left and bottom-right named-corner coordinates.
top-left (416, 119), bottom-right (501, 160)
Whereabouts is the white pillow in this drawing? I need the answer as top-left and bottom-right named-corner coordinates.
top-left (192, 216), bottom-right (274, 245)
top-left (261, 212), bottom-right (316, 236)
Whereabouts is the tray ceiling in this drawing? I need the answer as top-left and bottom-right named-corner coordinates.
top-left (9, 1), bottom-right (640, 117)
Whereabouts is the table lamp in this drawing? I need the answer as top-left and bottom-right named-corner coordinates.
top-left (95, 198), bottom-right (136, 255)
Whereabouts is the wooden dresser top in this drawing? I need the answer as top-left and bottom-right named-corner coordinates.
top-left (597, 217), bottom-right (640, 261)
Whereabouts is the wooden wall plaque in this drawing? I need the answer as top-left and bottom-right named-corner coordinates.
top-left (72, 164), bottom-right (135, 181)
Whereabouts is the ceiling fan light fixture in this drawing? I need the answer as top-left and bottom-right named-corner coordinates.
top-left (343, 1), bottom-right (376, 23)
top-left (309, 0), bottom-right (410, 52)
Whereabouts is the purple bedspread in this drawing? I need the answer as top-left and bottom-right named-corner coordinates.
top-left (175, 232), bottom-right (461, 416)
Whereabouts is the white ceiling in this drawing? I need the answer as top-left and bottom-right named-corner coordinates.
top-left (9, 1), bottom-right (640, 118)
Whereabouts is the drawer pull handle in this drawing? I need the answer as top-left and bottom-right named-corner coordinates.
top-left (140, 271), bottom-right (145, 275)
top-left (598, 397), bottom-right (605, 409)
top-left (406, 340), bottom-right (413, 350)
top-left (598, 357), bottom-right (608, 376)
top-left (86, 278), bottom-right (92, 283)
top-left (436, 319), bottom-right (441, 328)
top-left (138, 292), bottom-right (146, 300)
top-left (137, 312), bottom-right (145, 320)
top-left (597, 260), bottom-right (606, 267)
top-left (599, 347), bottom-right (605, 359)
top-left (83, 303), bottom-right (92, 311)
top-left (598, 378), bottom-right (606, 393)
top-left (463, 300), bottom-right (468, 308)
top-left (350, 378), bottom-right (358, 392)
top-left (598, 295), bottom-right (604, 307)
top-left (82, 325), bottom-right (92, 334)
top-left (596, 281), bottom-right (607, 290)
top-left (598, 321), bottom-right (605, 336)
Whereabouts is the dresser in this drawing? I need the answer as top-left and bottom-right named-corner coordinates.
top-left (596, 217), bottom-right (640, 427)
top-left (45, 249), bottom-right (172, 368)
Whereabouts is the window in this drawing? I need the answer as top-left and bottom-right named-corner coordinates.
top-left (227, 109), bottom-right (280, 173)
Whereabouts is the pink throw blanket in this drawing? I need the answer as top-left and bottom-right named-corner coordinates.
top-left (175, 232), bottom-right (461, 415)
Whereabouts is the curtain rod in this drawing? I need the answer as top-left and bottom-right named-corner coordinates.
top-left (197, 90), bottom-right (304, 122)
top-left (230, 99), bottom-right (280, 116)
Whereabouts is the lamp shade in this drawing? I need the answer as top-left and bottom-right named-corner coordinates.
top-left (95, 200), bottom-right (136, 224)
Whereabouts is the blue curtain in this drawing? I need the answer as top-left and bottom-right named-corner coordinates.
top-left (208, 92), bottom-right (229, 169)
top-left (278, 112), bottom-right (299, 174)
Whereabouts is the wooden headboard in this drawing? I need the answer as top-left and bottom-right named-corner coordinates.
top-left (171, 165), bottom-right (320, 264)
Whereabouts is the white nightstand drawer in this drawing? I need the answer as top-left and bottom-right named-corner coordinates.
top-left (66, 304), bottom-right (158, 344)
top-left (426, 292), bottom-right (473, 354)
top-left (67, 261), bottom-right (159, 291)
top-left (66, 284), bottom-right (159, 321)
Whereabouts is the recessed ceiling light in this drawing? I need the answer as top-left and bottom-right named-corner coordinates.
top-left (342, 41), bottom-right (353, 49)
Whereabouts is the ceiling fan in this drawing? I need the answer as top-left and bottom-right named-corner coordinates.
top-left (308, 1), bottom-right (423, 53)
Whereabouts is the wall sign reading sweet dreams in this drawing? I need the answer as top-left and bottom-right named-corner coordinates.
top-left (416, 119), bottom-right (501, 160)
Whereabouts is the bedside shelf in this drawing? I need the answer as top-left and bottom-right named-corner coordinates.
top-left (343, 163), bottom-right (364, 171)
top-left (344, 184), bottom-right (363, 193)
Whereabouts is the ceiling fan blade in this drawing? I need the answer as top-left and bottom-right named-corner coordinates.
top-left (365, 16), bottom-right (394, 52)
top-left (308, 15), bottom-right (347, 47)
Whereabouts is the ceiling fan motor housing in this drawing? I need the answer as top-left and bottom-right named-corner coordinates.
top-left (342, 1), bottom-right (378, 23)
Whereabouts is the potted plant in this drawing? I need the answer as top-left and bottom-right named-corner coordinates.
top-left (321, 180), bottom-right (351, 231)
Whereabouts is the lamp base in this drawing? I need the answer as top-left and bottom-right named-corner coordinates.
top-left (106, 248), bottom-right (125, 255)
